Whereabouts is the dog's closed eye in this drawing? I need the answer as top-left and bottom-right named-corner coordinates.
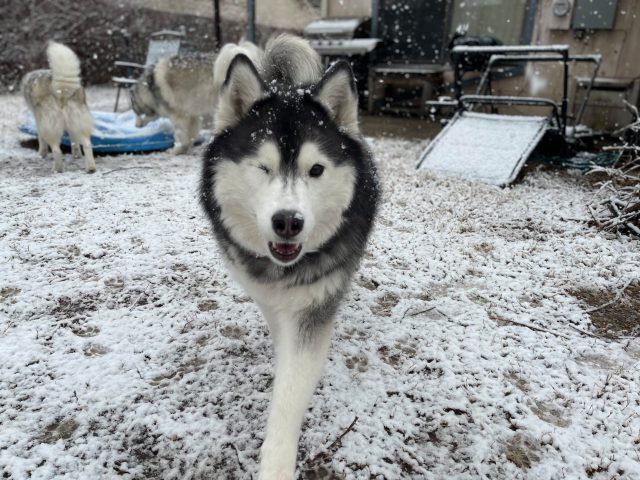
top-left (258, 164), bottom-right (271, 174)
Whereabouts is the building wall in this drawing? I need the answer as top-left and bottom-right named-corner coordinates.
top-left (520, 0), bottom-right (639, 130)
top-left (323, 0), bottom-right (370, 17)
top-left (128, 0), bottom-right (319, 30)
top-left (470, 0), bottom-right (639, 131)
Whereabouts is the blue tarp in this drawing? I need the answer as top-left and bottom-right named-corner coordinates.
top-left (19, 110), bottom-right (175, 153)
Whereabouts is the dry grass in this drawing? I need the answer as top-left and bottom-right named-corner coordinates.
top-left (570, 283), bottom-right (640, 338)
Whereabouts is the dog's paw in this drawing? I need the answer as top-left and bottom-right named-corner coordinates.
top-left (258, 466), bottom-right (295, 480)
top-left (85, 162), bottom-right (97, 174)
top-left (168, 144), bottom-right (188, 155)
top-left (259, 444), bottom-right (297, 480)
top-left (53, 162), bottom-right (64, 173)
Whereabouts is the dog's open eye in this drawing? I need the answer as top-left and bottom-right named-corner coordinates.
top-left (309, 164), bottom-right (325, 178)
top-left (258, 164), bottom-right (271, 174)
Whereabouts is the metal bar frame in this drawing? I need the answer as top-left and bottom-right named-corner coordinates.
top-left (452, 46), bottom-right (570, 105)
top-left (451, 45), bottom-right (577, 135)
top-left (571, 55), bottom-right (602, 127)
top-left (474, 52), bottom-right (601, 134)
top-left (460, 95), bottom-right (562, 129)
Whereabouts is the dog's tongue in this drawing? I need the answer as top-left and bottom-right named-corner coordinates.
top-left (273, 243), bottom-right (298, 255)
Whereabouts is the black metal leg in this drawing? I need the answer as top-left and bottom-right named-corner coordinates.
top-left (114, 85), bottom-right (121, 113)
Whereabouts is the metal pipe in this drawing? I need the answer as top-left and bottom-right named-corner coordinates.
top-left (452, 44), bottom-right (570, 54)
top-left (370, 0), bottom-right (380, 65)
top-left (561, 49), bottom-right (569, 136)
top-left (461, 95), bottom-right (562, 128)
top-left (371, 0), bottom-right (379, 39)
top-left (213, 0), bottom-right (222, 50)
top-left (573, 55), bottom-right (602, 129)
top-left (247, 0), bottom-right (256, 43)
top-left (476, 53), bottom-right (567, 96)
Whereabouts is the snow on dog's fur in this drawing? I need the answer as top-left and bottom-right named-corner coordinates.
top-left (201, 34), bottom-right (379, 479)
top-left (21, 42), bottom-right (95, 173)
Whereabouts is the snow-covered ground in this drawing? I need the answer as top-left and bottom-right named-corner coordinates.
top-left (1, 88), bottom-right (639, 480)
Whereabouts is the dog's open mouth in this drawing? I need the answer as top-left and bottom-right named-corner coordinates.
top-left (268, 242), bottom-right (302, 263)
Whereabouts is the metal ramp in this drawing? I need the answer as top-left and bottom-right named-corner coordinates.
top-left (416, 111), bottom-right (548, 186)
top-left (418, 44), bottom-right (603, 186)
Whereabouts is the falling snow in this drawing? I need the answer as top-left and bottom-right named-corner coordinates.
top-left (1, 88), bottom-right (639, 480)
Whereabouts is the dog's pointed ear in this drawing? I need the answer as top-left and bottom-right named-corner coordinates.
top-left (215, 54), bottom-right (266, 131)
top-left (312, 60), bottom-right (359, 136)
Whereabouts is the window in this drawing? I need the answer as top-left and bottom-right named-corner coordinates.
top-left (450, 0), bottom-right (536, 45)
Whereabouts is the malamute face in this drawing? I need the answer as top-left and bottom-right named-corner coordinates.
top-left (214, 136), bottom-right (356, 266)
top-left (205, 56), bottom-right (365, 268)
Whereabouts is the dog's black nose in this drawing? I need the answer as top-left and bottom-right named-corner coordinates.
top-left (272, 210), bottom-right (304, 239)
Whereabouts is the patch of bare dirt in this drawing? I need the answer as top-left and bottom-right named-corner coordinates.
top-left (356, 275), bottom-right (379, 291)
top-left (149, 358), bottom-right (206, 387)
top-left (36, 418), bottom-right (79, 444)
top-left (0, 287), bottom-right (20, 304)
top-left (197, 299), bottom-right (219, 312)
top-left (505, 372), bottom-right (530, 394)
top-left (504, 433), bottom-right (541, 470)
top-left (570, 284), bottom-right (640, 338)
top-left (378, 341), bottom-right (417, 368)
top-left (370, 292), bottom-right (400, 316)
top-left (52, 294), bottom-right (100, 320)
top-left (344, 353), bottom-right (369, 372)
top-left (529, 400), bottom-right (570, 428)
top-left (220, 325), bottom-right (246, 339)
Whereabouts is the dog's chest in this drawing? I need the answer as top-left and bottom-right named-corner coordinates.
top-left (227, 261), bottom-right (345, 319)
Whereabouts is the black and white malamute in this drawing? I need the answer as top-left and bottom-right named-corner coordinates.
top-left (200, 34), bottom-right (379, 479)
top-left (22, 42), bottom-right (95, 173)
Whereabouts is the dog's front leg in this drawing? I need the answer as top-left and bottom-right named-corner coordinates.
top-left (81, 138), bottom-right (96, 174)
top-left (169, 115), bottom-right (190, 155)
top-left (51, 143), bottom-right (64, 173)
top-left (259, 314), bottom-right (334, 480)
top-left (37, 135), bottom-right (48, 158)
top-left (71, 142), bottom-right (81, 159)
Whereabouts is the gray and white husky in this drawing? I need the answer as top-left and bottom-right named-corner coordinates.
top-left (22, 42), bottom-right (95, 173)
top-left (130, 42), bottom-right (262, 155)
top-left (201, 35), bottom-right (379, 479)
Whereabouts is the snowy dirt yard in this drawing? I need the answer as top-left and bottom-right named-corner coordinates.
top-left (1, 88), bottom-right (639, 480)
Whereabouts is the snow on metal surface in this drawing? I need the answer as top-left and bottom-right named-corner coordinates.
top-left (417, 111), bottom-right (548, 186)
top-left (451, 44), bottom-right (570, 53)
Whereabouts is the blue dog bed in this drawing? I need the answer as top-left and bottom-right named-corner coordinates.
top-left (19, 110), bottom-right (175, 153)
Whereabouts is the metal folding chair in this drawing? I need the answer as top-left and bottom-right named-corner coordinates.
top-left (112, 29), bottom-right (186, 112)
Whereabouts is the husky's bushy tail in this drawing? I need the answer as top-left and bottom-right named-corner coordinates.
top-left (46, 41), bottom-right (82, 99)
top-left (263, 34), bottom-right (322, 85)
top-left (213, 35), bottom-right (323, 102)
top-left (213, 34), bottom-right (334, 133)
